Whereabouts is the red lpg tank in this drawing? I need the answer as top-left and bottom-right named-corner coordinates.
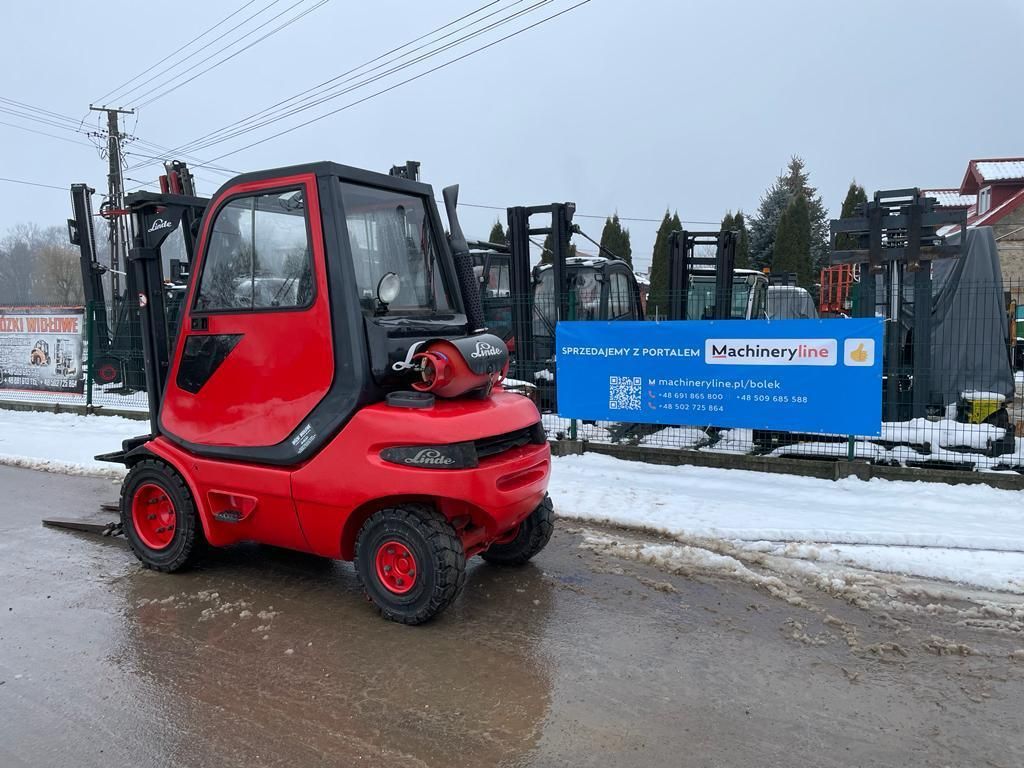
top-left (408, 334), bottom-right (510, 398)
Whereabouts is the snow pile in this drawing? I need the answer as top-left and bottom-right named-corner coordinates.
top-left (550, 452), bottom-right (1024, 594)
top-left (879, 418), bottom-right (1005, 450)
top-left (3, 408), bottom-right (1024, 596)
top-left (0, 409), bottom-right (139, 476)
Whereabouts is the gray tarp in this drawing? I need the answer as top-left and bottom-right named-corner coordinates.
top-left (927, 227), bottom-right (1013, 405)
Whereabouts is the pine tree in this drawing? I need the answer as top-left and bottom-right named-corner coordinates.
top-left (538, 232), bottom-right (576, 265)
top-left (835, 181), bottom-right (867, 251)
top-left (721, 210), bottom-right (751, 269)
top-left (773, 194), bottom-right (812, 287)
top-left (733, 210), bottom-right (750, 268)
top-left (487, 220), bottom-right (507, 245)
top-left (598, 214), bottom-right (633, 268)
top-left (782, 156), bottom-right (829, 272)
top-left (749, 156), bottom-right (828, 271)
top-left (648, 210), bottom-right (681, 318)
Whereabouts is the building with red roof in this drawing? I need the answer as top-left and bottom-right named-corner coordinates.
top-left (927, 158), bottom-right (1024, 293)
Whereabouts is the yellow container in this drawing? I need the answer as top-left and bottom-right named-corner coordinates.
top-left (960, 392), bottom-right (1004, 424)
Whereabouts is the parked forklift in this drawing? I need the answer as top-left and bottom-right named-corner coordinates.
top-left (469, 203), bottom-right (644, 408)
top-left (67, 162), bottom-right (205, 391)
top-left (48, 161), bottom-right (553, 625)
top-left (665, 229), bottom-right (768, 321)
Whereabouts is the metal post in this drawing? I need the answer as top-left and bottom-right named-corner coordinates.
top-left (506, 206), bottom-right (536, 372)
top-left (84, 303), bottom-right (94, 413)
top-left (568, 288), bottom-right (578, 441)
top-left (89, 105), bottom-right (134, 305)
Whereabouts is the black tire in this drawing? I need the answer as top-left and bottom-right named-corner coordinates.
top-left (355, 505), bottom-right (466, 625)
top-left (481, 494), bottom-right (554, 566)
top-left (120, 459), bottom-right (205, 572)
top-left (91, 355), bottom-right (123, 386)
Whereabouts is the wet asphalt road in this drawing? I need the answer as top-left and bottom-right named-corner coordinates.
top-left (1, 464), bottom-right (1023, 768)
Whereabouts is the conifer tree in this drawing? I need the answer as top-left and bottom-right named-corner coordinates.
top-left (773, 194), bottom-right (812, 287)
top-left (598, 214), bottom-right (633, 268)
top-left (834, 181), bottom-right (867, 251)
top-left (749, 156), bottom-right (828, 270)
top-left (647, 210), bottom-right (681, 318)
top-left (538, 232), bottom-right (576, 265)
top-left (488, 220), bottom-right (507, 245)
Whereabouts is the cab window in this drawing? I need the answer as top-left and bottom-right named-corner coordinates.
top-left (339, 182), bottom-right (452, 313)
top-left (195, 189), bottom-right (313, 312)
top-left (609, 272), bottom-right (634, 319)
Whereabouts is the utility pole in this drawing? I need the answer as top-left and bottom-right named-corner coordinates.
top-left (89, 105), bottom-right (134, 302)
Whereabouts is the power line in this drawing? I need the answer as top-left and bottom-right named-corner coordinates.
top-left (200, 0), bottom-right (594, 165)
top-left (171, 0), bottom-right (518, 154)
top-left (0, 105), bottom-right (91, 136)
top-left (177, 0), bottom-right (548, 155)
top-left (0, 97), bottom-right (85, 129)
top-left (132, 0), bottom-right (330, 109)
top-left (111, 0), bottom-right (289, 105)
top-left (455, 200), bottom-right (718, 226)
top-left (121, 0), bottom-right (551, 172)
top-left (0, 175), bottom-right (67, 191)
top-left (125, 140), bottom-right (239, 174)
top-left (0, 119), bottom-right (94, 148)
top-left (94, 0), bottom-right (264, 105)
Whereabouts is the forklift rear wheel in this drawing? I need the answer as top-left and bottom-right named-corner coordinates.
top-left (481, 494), bottom-right (554, 566)
top-left (92, 356), bottom-right (122, 386)
top-left (121, 459), bottom-right (205, 572)
top-left (355, 505), bottom-right (466, 625)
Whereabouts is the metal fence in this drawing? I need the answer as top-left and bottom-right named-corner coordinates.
top-left (3, 278), bottom-right (1023, 475)
top-left (0, 302), bottom-right (148, 414)
top-left (513, 277), bottom-right (1024, 473)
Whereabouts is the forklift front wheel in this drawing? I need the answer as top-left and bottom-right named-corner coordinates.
top-left (355, 505), bottom-right (466, 625)
top-left (480, 494), bottom-right (554, 566)
top-left (121, 459), bottom-right (205, 572)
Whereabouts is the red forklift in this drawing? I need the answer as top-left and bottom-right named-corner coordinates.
top-left (79, 161), bottom-right (553, 624)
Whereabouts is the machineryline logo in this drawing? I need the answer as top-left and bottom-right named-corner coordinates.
top-left (705, 338), bottom-right (838, 366)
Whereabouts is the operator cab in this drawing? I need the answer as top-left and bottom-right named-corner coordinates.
top-left (687, 269), bottom-right (769, 320)
top-left (531, 255), bottom-right (642, 358)
top-left (159, 162), bottom-right (473, 465)
top-left (469, 246), bottom-right (513, 340)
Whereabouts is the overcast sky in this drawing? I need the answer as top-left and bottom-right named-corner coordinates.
top-left (2, 0), bottom-right (1022, 270)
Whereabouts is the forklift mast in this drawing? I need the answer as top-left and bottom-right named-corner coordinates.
top-left (67, 184), bottom-right (110, 348)
top-left (124, 188), bottom-right (209, 428)
top-left (829, 187), bottom-right (966, 419)
top-left (506, 202), bottom-right (576, 367)
top-left (667, 230), bottom-right (738, 320)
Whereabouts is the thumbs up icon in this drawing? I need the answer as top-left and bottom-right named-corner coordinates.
top-left (844, 338), bottom-right (874, 365)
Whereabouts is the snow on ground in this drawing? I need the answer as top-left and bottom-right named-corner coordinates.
top-left (551, 452), bottom-right (1024, 594)
top-left (3, 408), bottom-right (1024, 597)
top-left (0, 409), bottom-right (139, 477)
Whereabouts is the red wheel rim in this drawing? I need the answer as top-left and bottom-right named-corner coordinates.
top-left (131, 483), bottom-right (177, 551)
top-left (97, 363), bottom-right (118, 383)
top-left (374, 540), bottom-right (418, 595)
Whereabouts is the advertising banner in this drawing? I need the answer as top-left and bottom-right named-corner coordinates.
top-left (0, 307), bottom-right (86, 394)
top-left (555, 318), bottom-right (884, 435)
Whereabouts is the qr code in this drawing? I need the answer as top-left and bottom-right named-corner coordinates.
top-left (608, 375), bottom-right (642, 410)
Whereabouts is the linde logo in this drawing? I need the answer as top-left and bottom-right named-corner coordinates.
top-left (470, 340), bottom-right (503, 358)
top-left (705, 338), bottom-right (838, 367)
top-left (404, 449), bottom-right (455, 466)
top-left (147, 218), bottom-right (174, 233)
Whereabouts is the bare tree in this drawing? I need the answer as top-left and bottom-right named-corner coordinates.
top-left (36, 244), bottom-right (84, 305)
top-left (0, 224), bottom-right (78, 305)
